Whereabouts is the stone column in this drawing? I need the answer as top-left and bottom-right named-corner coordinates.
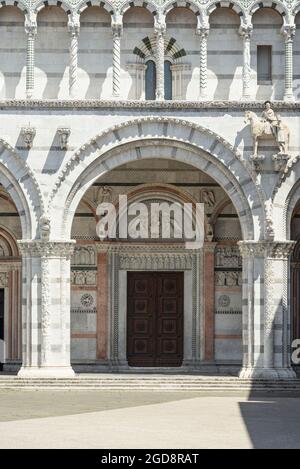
top-left (25, 13), bottom-right (37, 100)
top-left (197, 25), bottom-right (209, 100)
top-left (203, 243), bottom-right (217, 361)
top-left (96, 247), bottom-right (108, 359)
top-left (239, 21), bottom-right (253, 100)
top-left (154, 14), bottom-right (166, 101)
top-left (111, 14), bottom-right (123, 99)
top-left (282, 25), bottom-right (296, 102)
top-left (238, 241), bottom-right (296, 379)
top-left (18, 241), bottom-right (75, 377)
top-left (68, 13), bottom-right (80, 99)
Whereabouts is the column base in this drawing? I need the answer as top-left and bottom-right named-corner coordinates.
top-left (18, 366), bottom-right (75, 378)
top-left (239, 366), bottom-right (296, 380)
top-left (283, 93), bottom-right (295, 102)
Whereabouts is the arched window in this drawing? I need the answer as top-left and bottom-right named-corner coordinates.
top-left (164, 60), bottom-right (172, 100)
top-left (145, 60), bottom-right (156, 100)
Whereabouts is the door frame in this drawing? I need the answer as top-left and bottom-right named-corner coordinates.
top-left (126, 271), bottom-right (184, 367)
top-left (106, 245), bottom-right (203, 370)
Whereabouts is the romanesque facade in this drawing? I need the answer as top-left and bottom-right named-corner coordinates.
top-left (0, 0), bottom-right (300, 379)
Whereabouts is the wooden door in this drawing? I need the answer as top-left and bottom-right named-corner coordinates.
top-left (127, 272), bottom-right (183, 367)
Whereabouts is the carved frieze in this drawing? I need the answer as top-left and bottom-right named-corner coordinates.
top-left (119, 253), bottom-right (193, 270)
top-left (215, 271), bottom-right (242, 287)
top-left (72, 246), bottom-right (96, 266)
top-left (71, 270), bottom-right (97, 285)
top-left (215, 247), bottom-right (242, 268)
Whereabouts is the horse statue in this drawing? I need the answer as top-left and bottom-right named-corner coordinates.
top-left (244, 110), bottom-right (290, 158)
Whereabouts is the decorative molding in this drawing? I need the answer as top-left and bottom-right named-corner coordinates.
top-left (238, 240), bottom-right (296, 259)
top-left (0, 100), bottom-right (300, 110)
top-left (18, 240), bottom-right (76, 258)
top-left (119, 252), bottom-right (194, 270)
top-left (58, 128), bottom-right (71, 150)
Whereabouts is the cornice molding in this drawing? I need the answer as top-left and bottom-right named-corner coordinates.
top-left (0, 99), bottom-right (300, 111)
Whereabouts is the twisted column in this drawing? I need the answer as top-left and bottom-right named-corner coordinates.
top-left (239, 21), bottom-right (253, 100)
top-left (68, 13), bottom-right (80, 99)
top-left (25, 14), bottom-right (37, 100)
top-left (197, 25), bottom-right (209, 99)
top-left (111, 15), bottom-right (123, 98)
top-left (154, 14), bottom-right (166, 101)
top-left (282, 25), bottom-right (295, 102)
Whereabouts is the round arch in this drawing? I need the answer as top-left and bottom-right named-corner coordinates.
top-left (249, 2), bottom-right (288, 20)
top-left (110, 182), bottom-right (212, 241)
top-left (34, 0), bottom-right (72, 14)
top-left (0, 138), bottom-right (43, 240)
top-left (163, 1), bottom-right (200, 16)
top-left (272, 155), bottom-right (300, 240)
top-left (0, 1), bottom-right (27, 13)
top-left (49, 118), bottom-right (264, 241)
top-left (120, 1), bottom-right (157, 16)
top-left (77, 0), bottom-right (115, 15)
top-left (206, 1), bottom-right (245, 19)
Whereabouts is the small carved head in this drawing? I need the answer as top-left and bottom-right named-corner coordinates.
top-left (39, 215), bottom-right (51, 241)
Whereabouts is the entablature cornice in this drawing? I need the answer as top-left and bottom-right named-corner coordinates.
top-left (0, 99), bottom-right (300, 111)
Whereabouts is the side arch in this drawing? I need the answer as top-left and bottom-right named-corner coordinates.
top-left (273, 158), bottom-right (300, 240)
top-left (49, 118), bottom-right (264, 241)
top-left (0, 138), bottom-right (44, 239)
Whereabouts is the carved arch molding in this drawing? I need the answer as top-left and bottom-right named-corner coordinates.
top-left (49, 117), bottom-right (264, 241)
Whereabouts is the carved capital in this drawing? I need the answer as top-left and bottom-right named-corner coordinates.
top-left (18, 240), bottom-right (76, 259)
top-left (25, 12), bottom-right (37, 35)
top-left (281, 24), bottom-right (296, 42)
top-left (68, 12), bottom-right (80, 36)
top-left (239, 23), bottom-right (253, 40)
top-left (154, 13), bottom-right (166, 36)
top-left (238, 240), bottom-right (295, 259)
top-left (196, 26), bottom-right (209, 39)
top-left (111, 13), bottom-right (123, 37)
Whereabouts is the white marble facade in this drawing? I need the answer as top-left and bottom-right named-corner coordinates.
top-left (0, 0), bottom-right (300, 379)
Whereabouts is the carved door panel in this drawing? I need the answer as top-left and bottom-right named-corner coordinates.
top-left (127, 272), bottom-right (183, 367)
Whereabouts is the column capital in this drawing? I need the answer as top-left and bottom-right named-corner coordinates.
top-left (18, 240), bottom-right (76, 258)
top-left (196, 11), bottom-right (209, 34)
top-left (239, 23), bottom-right (253, 39)
top-left (154, 13), bottom-right (166, 36)
top-left (25, 12), bottom-right (37, 35)
top-left (238, 240), bottom-right (295, 259)
top-left (196, 26), bottom-right (209, 38)
top-left (68, 12), bottom-right (80, 36)
top-left (111, 13), bottom-right (123, 37)
top-left (281, 24), bottom-right (296, 42)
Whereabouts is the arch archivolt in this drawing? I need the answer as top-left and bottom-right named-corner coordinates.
top-left (272, 156), bottom-right (300, 240)
top-left (49, 117), bottom-right (264, 241)
top-left (0, 138), bottom-right (44, 240)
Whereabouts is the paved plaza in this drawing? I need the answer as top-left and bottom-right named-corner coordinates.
top-left (0, 391), bottom-right (300, 449)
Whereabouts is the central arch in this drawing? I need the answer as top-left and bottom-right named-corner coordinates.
top-left (49, 117), bottom-right (264, 241)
